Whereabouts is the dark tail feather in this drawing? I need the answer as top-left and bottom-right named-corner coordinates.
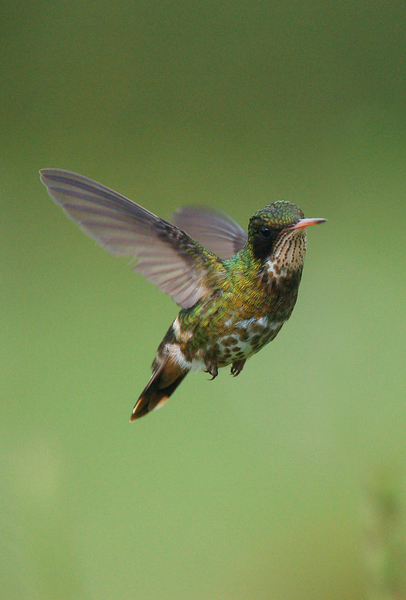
top-left (130, 355), bottom-right (189, 421)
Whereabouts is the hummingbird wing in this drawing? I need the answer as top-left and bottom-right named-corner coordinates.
top-left (40, 169), bottom-right (225, 309)
top-left (172, 206), bottom-right (247, 260)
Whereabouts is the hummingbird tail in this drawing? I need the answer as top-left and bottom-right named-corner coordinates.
top-left (130, 354), bottom-right (189, 421)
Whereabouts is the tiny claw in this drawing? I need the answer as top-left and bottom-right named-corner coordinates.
top-left (205, 360), bottom-right (218, 380)
top-left (230, 359), bottom-right (246, 377)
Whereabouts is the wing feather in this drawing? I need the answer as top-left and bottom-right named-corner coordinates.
top-left (40, 169), bottom-right (225, 308)
top-left (172, 206), bottom-right (247, 260)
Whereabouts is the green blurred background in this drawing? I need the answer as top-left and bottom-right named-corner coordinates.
top-left (2, 1), bottom-right (406, 598)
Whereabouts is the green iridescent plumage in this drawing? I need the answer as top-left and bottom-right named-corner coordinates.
top-left (40, 169), bottom-right (326, 420)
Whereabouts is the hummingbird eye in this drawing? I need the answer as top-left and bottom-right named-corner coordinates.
top-left (259, 226), bottom-right (271, 238)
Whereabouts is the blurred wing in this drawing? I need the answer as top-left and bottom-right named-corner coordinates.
top-left (40, 169), bottom-right (224, 309)
top-left (172, 206), bottom-right (247, 260)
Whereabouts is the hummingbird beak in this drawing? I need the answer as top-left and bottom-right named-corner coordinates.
top-left (291, 218), bottom-right (327, 230)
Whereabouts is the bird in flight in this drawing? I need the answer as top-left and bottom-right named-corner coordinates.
top-left (40, 169), bottom-right (326, 420)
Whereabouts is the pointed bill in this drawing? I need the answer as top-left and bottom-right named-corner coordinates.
top-left (291, 217), bottom-right (327, 230)
top-left (40, 169), bottom-right (225, 308)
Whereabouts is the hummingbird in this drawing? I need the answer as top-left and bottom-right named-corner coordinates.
top-left (40, 169), bottom-right (326, 421)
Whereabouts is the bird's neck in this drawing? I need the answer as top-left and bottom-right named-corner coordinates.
top-left (226, 245), bottom-right (303, 320)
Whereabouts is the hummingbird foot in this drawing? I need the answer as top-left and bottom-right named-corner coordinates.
top-left (205, 360), bottom-right (218, 380)
top-left (230, 359), bottom-right (246, 377)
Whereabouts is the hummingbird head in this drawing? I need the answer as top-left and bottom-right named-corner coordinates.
top-left (248, 201), bottom-right (326, 271)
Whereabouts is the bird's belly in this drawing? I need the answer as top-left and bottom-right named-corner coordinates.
top-left (174, 313), bottom-right (284, 372)
top-left (214, 315), bottom-right (283, 367)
